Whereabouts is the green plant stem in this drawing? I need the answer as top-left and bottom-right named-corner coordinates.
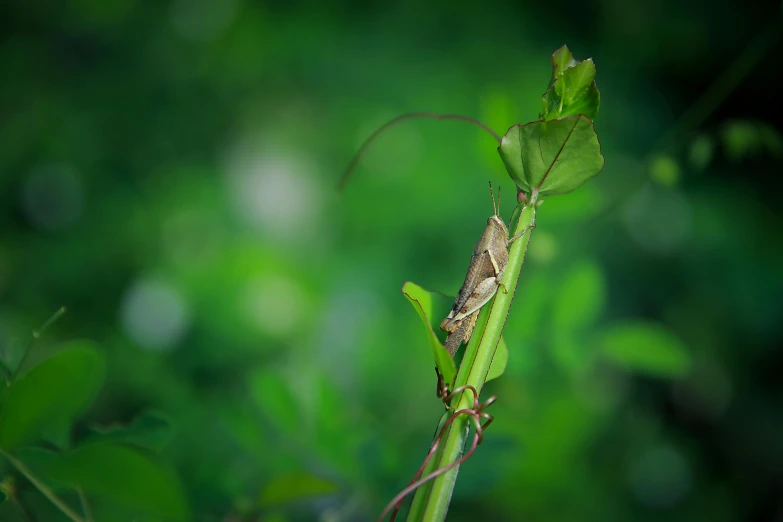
top-left (10, 306), bottom-right (67, 383)
top-left (0, 450), bottom-right (86, 522)
top-left (406, 200), bottom-right (537, 522)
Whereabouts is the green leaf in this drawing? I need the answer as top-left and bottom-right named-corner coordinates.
top-left (550, 261), bottom-right (605, 374)
top-left (313, 375), bottom-right (364, 470)
top-left (552, 334), bottom-right (594, 375)
top-left (0, 341), bottom-right (105, 451)
top-left (42, 442), bottom-right (189, 522)
top-left (13, 447), bottom-right (71, 492)
top-left (485, 335), bottom-right (508, 382)
top-left (259, 472), bottom-right (338, 507)
top-left (541, 46), bottom-right (600, 121)
top-left (40, 419), bottom-right (72, 450)
top-left (401, 281), bottom-right (457, 385)
top-left (498, 115), bottom-right (605, 196)
top-left (249, 370), bottom-right (302, 434)
top-left (598, 321), bottom-right (691, 378)
top-left (563, 59), bottom-right (597, 96)
top-left (86, 411), bottom-right (173, 452)
top-left (552, 260), bottom-right (605, 334)
top-left (550, 45), bottom-right (577, 79)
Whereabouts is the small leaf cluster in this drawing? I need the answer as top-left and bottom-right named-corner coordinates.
top-left (0, 336), bottom-right (189, 521)
top-left (499, 45), bottom-right (604, 198)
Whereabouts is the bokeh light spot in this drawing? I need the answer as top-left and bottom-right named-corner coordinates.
top-left (224, 143), bottom-right (321, 243)
top-left (241, 274), bottom-right (307, 338)
top-left (120, 276), bottom-right (191, 351)
top-left (649, 155), bottom-right (680, 187)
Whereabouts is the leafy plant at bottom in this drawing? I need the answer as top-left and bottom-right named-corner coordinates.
top-left (0, 319), bottom-right (190, 522)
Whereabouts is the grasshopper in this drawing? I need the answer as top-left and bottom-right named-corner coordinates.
top-left (440, 183), bottom-right (533, 355)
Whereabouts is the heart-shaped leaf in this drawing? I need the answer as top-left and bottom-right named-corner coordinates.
top-left (498, 115), bottom-right (604, 196)
top-left (401, 281), bottom-right (457, 385)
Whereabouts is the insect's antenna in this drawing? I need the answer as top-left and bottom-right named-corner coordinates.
top-left (339, 112), bottom-right (502, 191)
top-left (488, 181), bottom-right (499, 216)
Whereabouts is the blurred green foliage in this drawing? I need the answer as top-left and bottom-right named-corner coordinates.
top-left (1, 1), bottom-right (782, 521)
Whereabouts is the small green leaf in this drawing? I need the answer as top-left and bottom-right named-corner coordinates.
top-left (40, 419), bottom-right (71, 450)
top-left (552, 260), bottom-right (605, 335)
top-left (401, 282), bottom-right (457, 385)
top-left (498, 115), bottom-right (604, 196)
top-left (541, 46), bottom-right (600, 121)
top-left (86, 411), bottom-right (173, 452)
top-left (551, 45), bottom-right (577, 79)
top-left (563, 59), bottom-right (597, 97)
top-left (486, 336), bottom-right (508, 382)
top-left (43, 442), bottom-right (190, 522)
top-left (552, 334), bottom-right (594, 375)
top-left (312, 375), bottom-right (363, 468)
top-left (259, 472), bottom-right (338, 507)
top-left (598, 321), bottom-right (691, 378)
top-left (550, 261), bottom-right (604, 375)
top-left (249, 370), bottom-right (302, 434)
top-left (0, 341), bottom-right (105, 451)
top-left (13, 447), bottom-right (70, 492)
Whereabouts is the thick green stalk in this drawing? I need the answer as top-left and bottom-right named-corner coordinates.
top-left (406, 200), bottom-right (537, 521)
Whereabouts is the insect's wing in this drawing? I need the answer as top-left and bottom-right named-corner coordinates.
top-left (440, 251), bottom-right (482, 330)
top-left (441, 250), bottom-right (498, 330)
top-left (444, 309), bottom-right (480, 356)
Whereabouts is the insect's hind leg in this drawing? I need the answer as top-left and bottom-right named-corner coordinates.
top-left (507, 223), bottom-right (536, 245)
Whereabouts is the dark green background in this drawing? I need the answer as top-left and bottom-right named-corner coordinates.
top-left (1, 0), bottom-right (782, 520)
